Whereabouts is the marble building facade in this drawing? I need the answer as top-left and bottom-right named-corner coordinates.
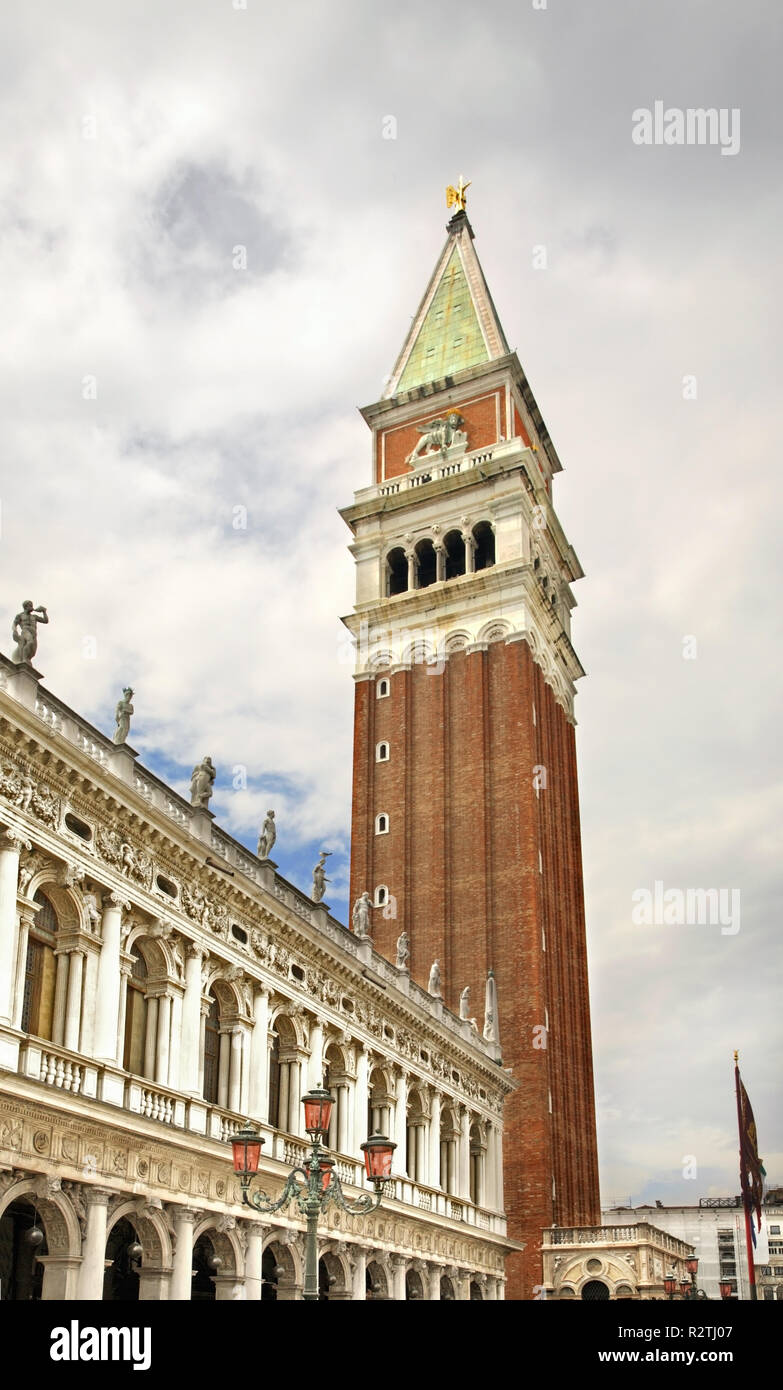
top-left (0, 653), bottom-right (515, 1301)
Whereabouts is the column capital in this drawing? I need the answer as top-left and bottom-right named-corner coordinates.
top-left (0, 828), bottom-right (32, 854)
top-left (185, 941), bottom-right (204, 962)
top-left (170, 1205), bottom-right (203, 1228)
top-left (83, 1186), bottom-right (116, 1209)
top-left (106, 891), bottom-right (131, 911)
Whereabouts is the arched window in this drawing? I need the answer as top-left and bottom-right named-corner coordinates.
top-left (323, 1043), bottom-right (349, 1153)
top-left (406, 1090), bottom-right (427, 1183)
top-left (373, 885), bottom-right (389, 908)
top-left (444, 529), bottom-right (466, 580)
top-left (376, 741), bottom-right (390, 762)
top-left (415, 538), bottom-right (436, 589)
top-left (439, 1106), bottom-right (460, 1195)
top-left (22, 891), bottom-right (58, 1040)
top-left (123, 947), bottom-right (148, 1076)
top-left (375, 813), bottom-right (389, 835)
top-left (203, 993), bottom-right (220, 1105)
top-left (473, 521), bottom-right (496, 571)
top-left (386, 547), bottom-right (408, 597)
top-left (376, 678), bottom-right (390, 699)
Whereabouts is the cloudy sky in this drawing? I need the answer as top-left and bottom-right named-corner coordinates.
top-left (1, 0), bottom-right (780, 1208)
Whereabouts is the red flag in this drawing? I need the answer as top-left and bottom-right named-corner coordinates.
top-left (736, 1064), bottom-right (766, 1238)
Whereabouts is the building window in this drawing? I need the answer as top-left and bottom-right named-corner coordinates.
top-left (375, 813), bottom-right (389, 835)
top-left (374, 885), bottom-right (389, 907)
top-left (386, 547), bottom-right (408, 597)
top-left (123, 947), bottom-right (148, 1076)
top-left (415, 538), bottom-right (437, 589)
top-left (473, 520), bottom-right (496, 571)
top-left (376, 678), bottom-right (390, 699)
top-left (202, 994), bottom-right (220, 1105)
top-left (64, 813), bottom-right (92, 841)
top-left (770, 1225), bottom-right (781, 1235)
top-left (444, 529), bottom-right (466, 579)
top-left (376, 741), bottom-right (390, 762)
top-left (22, 891), bottom-right (58, 1040)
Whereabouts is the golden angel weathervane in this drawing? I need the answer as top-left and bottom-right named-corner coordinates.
top-left (446, 175), bottom-right (471, 213)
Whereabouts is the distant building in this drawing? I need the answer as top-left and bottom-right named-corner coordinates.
top-left (603, 1198), bottom-right (783, 1301)
top-left (541, 1220), bottom-right (696, 1300)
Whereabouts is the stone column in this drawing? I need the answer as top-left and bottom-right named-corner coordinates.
top-left (337, 1083), bottom-right (349, 1155)
top-left (428, 1091), bottom-right (442, 1189)
top-left (51, 949), bottom-right (70, 1047)
top-left (229, 1028), bottom-right (243, 1113)
top-left (463, 532), bottom-right (476, 574)
top-left (12, 902), bottom-right (37, 1029)
top-left (288, 1055), bottom-right (302, 1134)
top-left (307, 1019), bottom-right (324, 1090)
top-left (248, 988), bottom-right (269, 1120)
top-left (352, 1247), bottom-right (367, 1301)
top-left (428, 1264), bottom-right (441, 1300)
top-left (170, 1207), bottom-right (201, 1300)
top-left (391, 1255), bottom-right (407, 1301)
top-left (155, 993), bottom-right (172, 1087)
top-left (198, 1001), bottom-right (209, 1094)
top-left (0, 830), bottom-right (28, 1024)
top-left (80, 945), bottom-right (99, 1055)
top-left (485, 1276), bottom-right (499, 1300)
top-left (116, 963), bottom-right (131, 1064)
top-left (393, 1071), bottom-right (408, 1176)
top-left (434, 541), bottom-right (445, 582)
top-left (217, 1029), bottom-right (231, 1108)
top-left (353, 1046), bottom-right (369, 1152)
top-left (93, 894), bottom-right (128, 1063)
top-left (63, 948), bottom-right (84, 1052)
top-left (38, 1255), bottom-right (82, 1300)
top-left (493, 1122), bottom-right (504, 1211)
top-left (244, 1221), bottom-right (266, 1301)
top-left (77, 1188), bottom-right (113, 1299)
top-left (167, 987), bottom-right (183, 1091)
top-left (415, 1124), bottom-right (426, 1184)
top-left (143, 996), bottom-right (158, 1079)
top-left (278, 1061), bottom-right (290, 1133)
top-left (458, 1107), bottom-right (471, 1200)
top-left (180, 944), bottom-right (203, 1095)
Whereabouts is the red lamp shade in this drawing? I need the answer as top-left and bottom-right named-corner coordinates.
top-left (663, 1273), bottom-right (677, 1296)
top-left (318, 1156), bottom-right (336, 1193)
top-left (230, 1123), bottom-right (264, 1177)
top-left (719, 1280), bottom-right (733, 1300)
top-left (302, 1087), bottom-right (334, 1138)
top-left (680, 1282), bottom-right (690, 1297)
top-left (360, 1133), bottom-right (396, 1183)
top-left (685, 1257), bottom-right (699, 1277)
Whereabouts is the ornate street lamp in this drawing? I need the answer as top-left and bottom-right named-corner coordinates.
top-left (229, 1087), bottom-right (396, 1302)
top-left (664, 1271), bottom-right (677, 1299)
top-left (719, 1280), bottom-right (734, 1300)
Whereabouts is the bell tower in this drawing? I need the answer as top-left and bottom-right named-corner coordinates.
top-left (341, 196), bottom-right (600, 1297)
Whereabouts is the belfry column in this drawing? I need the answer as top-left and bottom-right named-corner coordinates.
top-left (0, 830), bottom-right (29, 1023)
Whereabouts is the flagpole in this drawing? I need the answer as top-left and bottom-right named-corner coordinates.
top-left (734, 1051), bottom-right (758, 1302)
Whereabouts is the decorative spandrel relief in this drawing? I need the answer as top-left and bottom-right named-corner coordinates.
top-left (96, 826), bottom-right (152, 890)
top-left (0, 761), bottom-right (61, 829)
top-left (18, 847), bottom-right (52, 895)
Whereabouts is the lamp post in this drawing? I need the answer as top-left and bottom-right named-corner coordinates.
top-left (229, 1085), bottom-right (396, 1302)
top-left (719, 1280), bottom-right (735, 1301)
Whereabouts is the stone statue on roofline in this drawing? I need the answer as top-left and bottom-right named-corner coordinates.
top-left (312, 850), bottom-right (332, 902)
top-left (257, 810), bottom-right (276, 859)
top-left (11, 600), bottom-right (48, 665)
top-left (395, 930), bottom-right (410, 972)
top-left (459, 986), bottom-right (471, 1020)
top-left (428, 960), bottom-right (442, 998)
top-left (113, 687), bottom-right (134, 745)
top-left (190, 756), bottom-right (216, 809)
top-left (352, 891), bottom-right (372, 940)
